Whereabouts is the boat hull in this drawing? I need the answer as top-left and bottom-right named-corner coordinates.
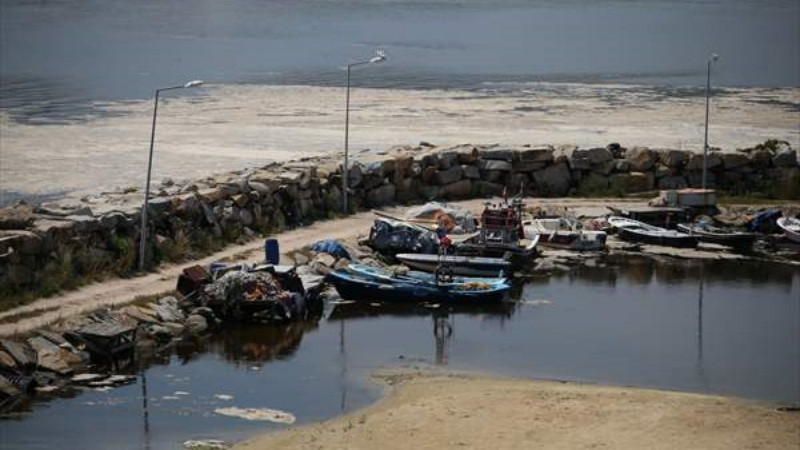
top-left (777, 217), bottom-right (800, 244)
top-left (325, 268), bottom-right (510, 304)
top-left (617, 226), bottom-right (698, 248)
top-left (395, 253), bottom-right (509, 277)
top-left (676, 224), bottom-right (756, 249)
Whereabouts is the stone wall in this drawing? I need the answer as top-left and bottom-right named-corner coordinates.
top-left (0, 141), bottom-right (797, 300)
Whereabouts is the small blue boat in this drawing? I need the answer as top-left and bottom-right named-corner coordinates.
top-left (325, 263), bottom-right (511, 304)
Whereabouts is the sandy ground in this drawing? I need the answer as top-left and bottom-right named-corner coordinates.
top-left (235, 370), bottom-right (800, 450)
top-left (1, 83), bottom-right (798, 203)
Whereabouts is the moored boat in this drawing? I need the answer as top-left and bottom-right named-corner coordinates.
top-left (607, 216), bottom-right (698, 248)
top-left (325, 263), bottom-right (511, 304)
top-left (776, 217), bottom-right (800, 243)
top-left (522, 217), bottom-right (607, 251)
top-left (676, 221), bottom-right (757, 249)
top-left (395, 253), bottom-right (510, 277)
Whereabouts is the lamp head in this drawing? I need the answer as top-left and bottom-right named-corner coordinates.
top-left (369, 50), bottom-right (387, 64)
top-left (184, 80), bottom-right (204, 88)
top-left (710, 53), bottom-right (719, 63)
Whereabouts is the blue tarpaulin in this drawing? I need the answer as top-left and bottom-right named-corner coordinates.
top-left (748, 209), bottom-right (782, 232)
top-left (310, 239), bottom-right (351, 260)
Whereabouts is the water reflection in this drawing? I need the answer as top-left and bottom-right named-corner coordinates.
top-left (0, 258), bottom-right (797, 450)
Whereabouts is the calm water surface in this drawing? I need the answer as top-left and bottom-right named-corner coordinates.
top-left (1, 0), bottom-right (798, 122)
top-left (1, 258), bottom-right (798, 449)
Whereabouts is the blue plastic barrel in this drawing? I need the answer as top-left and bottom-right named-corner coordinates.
top-left (265, 238), bottom-right (280, 264)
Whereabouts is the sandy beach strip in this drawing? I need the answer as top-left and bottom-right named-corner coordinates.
top-left (235, 370), bottom-right (800, 450)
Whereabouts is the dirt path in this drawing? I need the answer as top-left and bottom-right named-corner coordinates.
top-left (0, 208), bottom-right (400, 336)
top-left (235, 370), bottom-right (800, 450)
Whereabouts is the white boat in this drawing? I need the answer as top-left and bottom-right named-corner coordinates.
top-left (606, 216), bottom-right (698, 248)
top-left (395, 253), bottom-right (510, 277)
top-left (522, 217), bottom-right (607, 251)
top-left (776, 217), bottom-right (800, 243)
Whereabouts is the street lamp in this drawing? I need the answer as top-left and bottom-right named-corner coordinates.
top-left (138, 80), bottom-right (204, 271)
top-left (342, 50), bottom-right (386, 214)
top-left (701, 53), bottom-right (719, 190)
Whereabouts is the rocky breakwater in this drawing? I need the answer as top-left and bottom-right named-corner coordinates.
top-left (0, 140), bottom-right (797, 301)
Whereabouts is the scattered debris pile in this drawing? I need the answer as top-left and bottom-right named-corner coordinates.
top-left (199, 269), bottom-right (307, 322)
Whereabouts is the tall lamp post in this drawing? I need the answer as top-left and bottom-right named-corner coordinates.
top-left (138, 80), bottom-right (203, 271)
top-left (701, 53), bottom-right (719, 190)
top-left (342, 50), bottom-right (386, 214)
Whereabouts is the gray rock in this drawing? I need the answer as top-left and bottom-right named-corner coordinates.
top-left (0, 351), bottom-right (17, 369)
top-left (479, 148), bottom-right (516, 161)
top-left (184, 315), bottom-right (209, 335)
top-left (657, 149), bottom-right (689, 168)
top-left (454, 145), bottom-right (480, 164)
top-left (654, 164), bottom-right (672, 179)
top-left (478, 159), bottom-right (512, 172)
top-left (585, 147), bottom-right (613, 165)
top-left (658, 176), bottom-right (688, 190)
top-left (366, 184), bottom-right (396, 207)
top-left (610, 172), bottom-right (654, 193)
top-left (591, 160), bottom-right (616, 176)
top-left (461, 165), bottom-right (480, 179)
top-left (435, 166), bottom-right (462, 185)
top-left (435, 151), bottom-right (459, 169)
top-left (686, 152), bottom-right (722, 171)
top-left (313, 252), bottom-right (337, 268)
top-left (625, 147), bottom-right (657, 171)
top-left (749, 149), bottom-right (773, 170)
top-left (152, 296), bottom-right (185, 323)
top-left (0, 203), bottom-right (34, 230)
top-left (440, 180), bottom-right (472, 199)
top-left (346, 163), bottom-right (364, 188)
top-left (421, 166), bottom-right (438, 184)
top-left (614, 160), bottom-right (630, 173)
top-left (722, 153), bottom-right (750, 170)
top-left (481, 170), bottom-right (504, 183)
top-left (533, 163), bottom-right (572, 197)
top-left (686, 171), bottom-right (717, 188)
top-left (474, 181), bottom-right (505, 197)
top-left (773, 150), bottom-right (797, 167)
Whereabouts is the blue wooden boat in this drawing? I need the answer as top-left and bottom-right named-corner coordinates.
top-left (325, 264), bottom-right (511, 304)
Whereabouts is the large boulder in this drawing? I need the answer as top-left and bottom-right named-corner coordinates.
top-left (774, 167), bottom-right (800, 198)
top-left (533, 163), bottom-right (571, 197)
top-left (434, 150), bottom-right (459, 169)
top-left (610, 172), bottom-right (654, 193)
top-left (366, 184), bottom-right (396, 207)
top-left (748, 149), bottom-right (773, 170)
top-left (478, 159), bottom-right (513, 172)
top-left (461, 165), bottom-right (481, 179)
top-left (773, 150), bottom-right (797, 167)
top-left (346, 163), bottom-right (364, 188)
top-left (479, 148), bottom-right (516, 161)
top-left (658, 176), bottom-right (688, 190)
top-left (591, 160), bottom-right (616, 176)
top-left (722, 153), bottom-right (750, 170)
top-left (513, 147), bottom-right (554, 172)
top-left (435, 166), bottom-right (462, 185)
top-left (625, 147), bottom-right (657, 171)
top-left (686, 152), bottom-right (723, 171)
top-left (0, 203), bottom-right (35, 230)
top-left (440, 180), bottom-right (473, 199)
top-left (657, 149), bottom-right (689, 168)
top-left (453, 145), bottom-right (480, 164)
top-left (556, 147), bottom-right (591, 171)
top-left (474, 181), bottom-right (505, 197)
top-left (585, 147), bottom-right (614, 165)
